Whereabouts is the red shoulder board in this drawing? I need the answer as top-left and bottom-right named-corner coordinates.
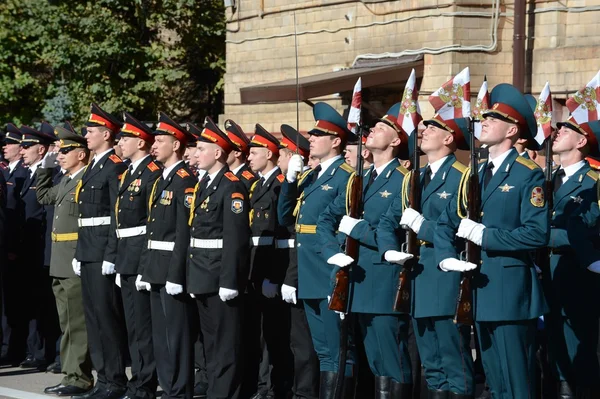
top-left (225, 172), bottom-right (239, 182)
top-left (0, 163), bottom-right (8, 171)
top-left (176, 169), bottom-right (189, 178)
top-left (147, 161), bottom-right (160, 172)
top-left (242, 170), bottom-right (254, 180)
top-left (277, 174), bottom-right (285, 183)
top-left (109, 154), bottom-right (123, 163)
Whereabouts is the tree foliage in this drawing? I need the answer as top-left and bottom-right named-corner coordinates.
top-left (0, 0), bottom-right (225, 127)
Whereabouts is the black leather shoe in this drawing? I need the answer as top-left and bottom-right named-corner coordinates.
top-left (428, 389), bottom-right (449, 399)
top-left (249, 393), bottom-right (268, 399)
top-left (72, 385), bottom-right (103, 399)
top-left (46, 361), bottom-right (62, 374)
top-left (194, 381), bottom-right (208, 398)
top-left (116, 395), bottom-right (142, 399)
top-left (19, 357), bottom-right (48, 369)
top-left (448, 392), bottom-right (474, 399)
top-left (0, 355), bottom-right (23, 367)
top-left (55, 386), bottom-right (92, 397)
top-left (559, 381), bottom-right (575, 399)
top-left (92, 389), bottom-right (127, 399)
top-left (44, 384), bottom-right (68, 394)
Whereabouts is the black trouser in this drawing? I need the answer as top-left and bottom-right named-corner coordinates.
top-left (196, 293), bottom-right (243, 399)
top-left (27, 266), bottom-right (60, 363)
top-left (3, 258), bottom-right (29, 361)
top-left (80, 262), bottom-right (128, 391)
top-left (121, 274), bottom-right (157, 398)
top-left (290, 300), bottom-right (319, 399)
top-left (150, 285), bottom-right (195, 399)
top-left (194, 334), bottom-right (208, 388)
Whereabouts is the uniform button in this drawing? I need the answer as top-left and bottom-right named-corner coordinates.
top-left (297, 243), bottom-right (301, 247)
top-left (79, 201), bottom-right (82, 204)
top-left (299, 214), bottom-right (302, 218)
top-left (150, 232), bottom-right (153, 235)
top-left (480, 212), bottom-right (484, 217)
top-left (55, 216), bottom-right (59, 219)
top-left (302, 201), bottom-right (305, 205)
top-left (119, 210), bottom-right (121, 213)
top-left (190, 254), bottom-right (193, 258)
top-left (192, 227), bottom-right (195, 231)
top-left (58, 204), bottom-right (61, 207)
top-left (81, 189), bottom-right (84, 192)
top-left (480, 260), bottom-right (483, 265)
top-left (118, 224), bottom-right (121, 227)
top-left (79, 214), bottom-right (82, 217)
top-left (121, 195), bottom-right (124, 199)
top-left (152, 219), bottom-right (155, 222)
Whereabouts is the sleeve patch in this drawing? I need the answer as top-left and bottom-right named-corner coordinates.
top-left (277, 174), bottom-right (285, 183)
top-left (184, 193), bottom-right (193, 208)
top-left (109, 154), bottom-right (123, 163)
top-left (147, 161), bottom-right (160, 172)
top-left (225, 172), bottom-right (239, 181)
top-left (231, 199), bottom-right (243, 214)
top-left (231, 192), bottom-right (244, 199)
top-left (176, 169), bottom-right (190, 178)
top-left (242, 170), bottom-right (254, 180)
top-left (185, 187), bottom-right (195, 194)
top-left (530, 186), bottom-right (545, 207)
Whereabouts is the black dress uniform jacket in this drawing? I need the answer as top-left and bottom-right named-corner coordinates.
top-left (187, 167), bottom-right (250, 294)
top-left (235, 163), bottom-right (259, 195)
top-left (3, 161), bottom-right (27, 256)
top-left (143, 162), bottom-right (196, 286)
top-left (113, 156), bottom-right (162, 276)
top-left (75, 150), bottom-right (127, 263)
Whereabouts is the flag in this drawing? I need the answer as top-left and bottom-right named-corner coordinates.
top-left (397, 68), bottom-right (422, 136)
top-left (347, 77), bottom-right (361, 134)
top-left (532, 82), bottom-right (553, 146)
top-left (472, 77), bottom-right (490, 139)
top-left (567, 70), bottom-right (600, 125)
top-left (428, 67), bottom-right (471, 119)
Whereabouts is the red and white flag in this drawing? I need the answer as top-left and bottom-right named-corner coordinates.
top-left (397, 69), bottom-right (422, 136)
top-left (429, 67), bottom-right (471, 119)
top-left (347, 78), bottom-right (362, 134)
top-left (567, 70), bottom-right (600, 125)
top-left (532, 82), bottom-right (553, 146)
top-left (472, 78), bottom-right (490, 139)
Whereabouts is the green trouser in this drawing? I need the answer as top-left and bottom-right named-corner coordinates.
top-left (52, 277), bottom-right (94, 389)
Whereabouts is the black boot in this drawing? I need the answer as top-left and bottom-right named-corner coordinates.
top-left (449, 392), bottom-right (474, 399)
top-left (374, 376), bottom-right (392, 399)
top-left (559, 381), bottom-right (575, 399)
top-left (390, 380), bottom-right (413, 399)
top-left (428, 389), bottom-right (449, 399)
top-left (319, 371), bottom-right (337, 399)
top-left (343, 375), bottom-right (357, 399)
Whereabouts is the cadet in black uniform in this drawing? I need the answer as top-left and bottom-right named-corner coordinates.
top-left (141, 112), bottom-right (197, 399)
top-left (187, 117), bottom-right (250, 399)
top-left (73, 103), bottom-right (129, 399)
top-left (114, 112), bottom-right (162, 399)
top-left (224, 119), bottom-right (259, 193)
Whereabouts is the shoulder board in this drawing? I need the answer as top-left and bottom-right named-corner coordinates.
top-left (0, 163), bottom-right (7, 171)
top-left (395, 165), bottom-right (409, 176)
top-left (242, 170), bottom-right (255, 180)
top-left (184, 187), bottom-right (195, 194)
top-left (225, 171), bottom-right (239, 182)
top-left (515, 156), bottom-right (539, 170)
top-left (277, 174), bottom-right (285, 183)
top-left (339, 163), bottom-right (354, 174)
top-left (176, 168), bottom-right (190, 178)
top-left (147, 161), bottom-right (160, 172)
top-left (452, 161), bottom-right (467, 173)
top-left (109, 154), bottom-right (123, 163)
top-left (586, 170), bottom-right (599, 182)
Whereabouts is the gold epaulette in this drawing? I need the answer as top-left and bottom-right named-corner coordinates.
top-left (225, 171), bottom-right (239, 181)
top-left (395, 165), bottom-right (409, 176)
top-left (147, 161), bottom-right (160, 172)
top-left (586, 170), bottom-right (599, 182)
top-left (109, 154), bottom-right (123, 163)
top-left (339, 163), bottom-right (354, 174)
top-left (176, 168), bottom-right (190, 178)
top-left (515, 156), bottom-right (539, 170)
top-left (452, 161), bottom-right (467, 173)
top-left (277, 174), bottom-right (285, 183)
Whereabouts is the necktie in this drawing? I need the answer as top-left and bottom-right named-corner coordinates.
top-left (259, 177), bottom-right (266, 186)
top-left (365, 169), bottom-right (377, 191)
top-left (483, 162), bottom-right (494, 189)
top-left (423, 166), bottom-right (432, 189)
top-left (311, 165), bottom-right (322, 184)
top-left (554, 168), bottom-right (565, 193)
top-left (128, 164), bottom-right (134, 175)
top-left (199, 174), bottom-right (210, 191)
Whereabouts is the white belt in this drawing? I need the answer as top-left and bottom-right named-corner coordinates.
top-left (190, 238), bottom-right (223, 249)
top-left (251, 236), bottom-right (274, 246)
top-left (116, 225), bottom-right (146, 239)
top-left (276, 239), bottom-right (295, 249)
top-left (78, 216), bottom-right (111, 227)
top-left (147, 240), bottom-right (175, 251)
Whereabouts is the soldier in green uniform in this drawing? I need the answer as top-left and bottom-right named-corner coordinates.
top-left (36, 123), bottom-right (93, 396)
top-left (434, 84), bottom-right (549, 399)
top-left (378, 110), bottom-right (475, 399)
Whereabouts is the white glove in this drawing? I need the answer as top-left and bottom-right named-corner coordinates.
top-left (101, 261), bottom-right (116, 275)
top-left (165, 281), bottom-right (183, 295)
top-left (281, 284), bottom-right (297, 304)
top-left (261, 279), bottom-right (278, 298)
top-left (400, 208), bottom-right (425, 234)
top-left (587, 261), bottom-right (600, 274)
top-left (338, 215), bottom-right (364, 235)
top-left (439, 258), bottom-right (478, 272)
top-left (41, 151), bottom-right (58, 168)
top-left (219, 287), bottom-right (239, 302)
top-left (384, 250), bottom-right (414, 265)
top-left (327, 253), bottom-right (354, 268)
top-left (115, 273), bottom-right (121, 288)
top-left (72, 258), bottom-right (81, 276)
top-left (456, 219), bottom-right (486, 246)
top-left (135, 274), bottom-right (151, 291)
top-left (327, 296), bottom-right (346, 320)
top-left (286, 154), bottom-right (304, 183)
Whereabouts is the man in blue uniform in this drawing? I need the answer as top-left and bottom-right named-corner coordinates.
top-left (378, 111), bottom-right (475, 398)
top-left (433, 84), bottom-right (549, 399)
top-left (277, 102), bottom-right (355, 398)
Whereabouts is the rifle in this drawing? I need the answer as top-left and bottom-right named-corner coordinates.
top-left (393, 129), bottom-right (420, 313)
top-left (534, 137), bottom-right (553, 271)
top-left (329, 125), bottom-right (365, 399)
top-left (454, 118), bottom-right (481, 325)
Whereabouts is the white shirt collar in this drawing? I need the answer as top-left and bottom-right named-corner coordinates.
top-left (129, 155), bottom-right (150, 174)
top-left (373, 158), bottom-right (396, 179)
top-left (92, 148), bottom-right (113, 166)
top-left (197, 169), bottom-right (207, 182)
top-left (162, 160), bottom-right (183, 180)
top-left (487, 148), bottom-right (514, 175)
top-left (231, 164), bottom-right (245, 175)
top-left (426, 156), bottom-right (449, 178)
top-left (28, 160), bottom-right (43, 176)
top-left (8, 160), bottom-right (19, 173)
top-left (561, 160), bottom-right (586, 180)
top-left (259, 166), bottom-right (279, 184)
top-left (69, 166), bottom-right (86, 179)
top-left (318, 155), bottom-right (342, 178)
